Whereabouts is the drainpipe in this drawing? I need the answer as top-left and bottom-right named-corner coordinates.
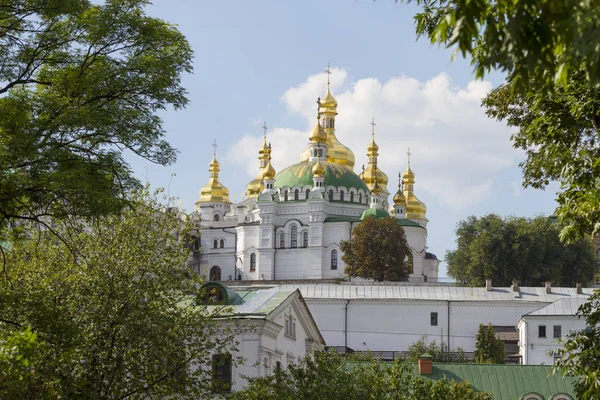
top-left (344, 299), bottom-right (350, 350)
top-left (522, 318), bottom-right (528, 365)
top-left (222, 228), bottom-right (238, 279)
top-left (273, 225), bottom-right (277, 280)
top-left (447, 301), bottom-right (451, 350)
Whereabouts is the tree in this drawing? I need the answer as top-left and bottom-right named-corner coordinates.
top-left (483, 70), bottom-right (600, 241)
top-left (474, 324), bottom-right (504, 364)
top-left (234, 351), bottom-right (491, 400)
top-left (0, 0), bottom-right (192, 239)
top-left (0, 190), bottom-right (233, 399)
top-left (554, 289), bottom-right (600, 400)
top-left (409, 0), bottom-right (600, 92)
top-left (446, 214), bottom-right (596, 286)
top-left (406, 335), bottom-right (467, 363)
top-left (340, 217), bottom-right (411, 282)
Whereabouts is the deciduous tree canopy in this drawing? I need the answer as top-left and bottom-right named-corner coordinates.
top-left (0, 0), bottom-right (192, 239)
top-left (446, 214), bottom-right (596, 286)
top-left (340, 217), bottom-right (411, 282)
top-left (0, 190), bottom-right (232, 399)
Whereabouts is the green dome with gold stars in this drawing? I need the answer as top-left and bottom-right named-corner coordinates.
top-left (274, 161), bottom-right (369, 193)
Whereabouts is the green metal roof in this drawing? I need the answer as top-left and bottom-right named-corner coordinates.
top-left (360, 208), bottom-right (390, 220)
top-left (396, 218), bottom-right (425, 229)
top-left (324, 216), bottom-right (362, 223)
top-left (342, 362), bottom-right (576, 400)
top-left (274, 161), bottom-right (369, 192)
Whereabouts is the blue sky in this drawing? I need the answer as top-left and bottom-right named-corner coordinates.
top-left (131, 0), bottom-right (560, 277)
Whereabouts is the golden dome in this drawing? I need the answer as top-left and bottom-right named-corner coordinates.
top-left (361, 121), bottom-right (389, 195)
top-left (309, 115), bottom-right (327, 143)
top-left (245, 129), bottom-right (272, 198)
top-left (197, 154), bottom-right (231, 204)
top-left (262, 160), bottom-right (276, 180)
top-left (403, 162), bottom-right (427, 220)
top-left (312, 159), bottom-right (325, 177)
top-left (393, 173), bottom-right (406, 206)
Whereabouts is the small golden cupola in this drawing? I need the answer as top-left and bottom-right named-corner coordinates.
top-left (300, 64), bottom-right (355, 169)
top-left (262, 154), bottom-right (276, 180)
top-left (403, 148), bottom-right (427, 220)
top-left (245, 122), bottom-right (272, 198)
top-left (393, 173), bottom-right (407, 219)
top-left (196, 141), bottom-right (231, 205)
top-left (360, 118), bottom-right (389, 200)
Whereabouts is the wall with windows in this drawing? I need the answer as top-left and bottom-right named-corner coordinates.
top-left (518, 315), bottom-right (586, 365)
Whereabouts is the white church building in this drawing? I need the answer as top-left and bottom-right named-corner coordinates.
top-left (192, 80), bottom-right (440, 283)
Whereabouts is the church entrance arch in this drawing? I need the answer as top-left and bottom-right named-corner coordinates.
top-left (210, 266), bottom-right (222, 281)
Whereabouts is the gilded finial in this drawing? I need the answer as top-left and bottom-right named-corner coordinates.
top-left (407, 147), bottom-right (411, 167)
top-left (212, 139), bottom-right (218, 156)
top-left (262, 121), bottom-right (268, 140)
top-left (325, 63), bottom-right (331, 87)
top-left (371, 117), bottom-right (376, 137)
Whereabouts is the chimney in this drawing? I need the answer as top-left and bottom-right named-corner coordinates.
top-left (512, 279), bottom-right (519, 292)
top-left (485, 279), bottom-right (492, 291)
top-left (418, 353), bottom-right (433, 375)
top-left (576, 283), bottom-right (583, 294)
top-left (545, 281), bottom-right (552, 294)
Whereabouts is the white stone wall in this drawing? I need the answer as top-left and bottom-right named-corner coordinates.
top-left (518, 315), bottom-right (586, 365)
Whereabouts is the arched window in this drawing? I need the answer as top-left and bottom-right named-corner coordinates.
top-left (290, 225), bottom-right (298, 248)
top-left (210, 266), bottom-right (221, 281)
top-left (328, 189), bottom-right (333, 201)
top-left (213, 239), bottom-right (218, 249)
top-left (213, 214), bottom-right (220, 221)
top-left (250, 253), bottom-right (256, 272)
top-left (303, 231), bottom-right (308, 247)
top-left (331, 250), bottom-right (338, 270)
top-left (294, 189), bottom-right (299, 200)
top-left (340, 190), bottom-right (344, 201)
top-left (220, 239), bottom-right (224, 248)
top-left (350, 192), bottom-right (354, 202)
top-left (279, 232), bottom-right (285, 248)
top-left (284, 190), bottom-right (288, 201)
top-left (522, 394), bottom-right (544, 400)
top-left (407, 253), bottom-right (414, 273)
top-left (306, 189), bottom-right (310, 199)
top-left (359, 193), bottom-right (363, 204)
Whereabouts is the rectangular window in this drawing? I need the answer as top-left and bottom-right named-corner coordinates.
top-left (430, 312), bottom-right (438, 326)
top-left (538, 325), bottom-right (546, 338)
top-left (553, 325), bottom-right (561, 338)
top-left (212, 354), bottom-right (232, 393)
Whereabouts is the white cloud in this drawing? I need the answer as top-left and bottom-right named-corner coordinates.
top-left (228, 69), bottom-right (518, 209)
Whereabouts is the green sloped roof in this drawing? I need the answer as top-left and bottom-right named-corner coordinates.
top-left (341, 362), bottom-right (576, 400)
top-left (324, 216), bottom-right (362, 223)
top-left (360, 208), bottom-right (390, 220)
top-left (274, 161), bottom-right (369, 192)
top-left (396, 218), bottom-right (425, 229)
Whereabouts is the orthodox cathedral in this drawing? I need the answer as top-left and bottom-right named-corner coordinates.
top-left (193, 78), bottom-right (440, 282)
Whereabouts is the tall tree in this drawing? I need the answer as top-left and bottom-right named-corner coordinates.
top-left (554, 290), bottom-right (600, 400)
top-left (483, 70), bottom-right (600, 240)
top-left (234, 351), bottom-right (491, 400)
top-left (410, 0), bottom-right (600, 91)
top-left (446, 214), bottom-right (596, 286)
top-left (0, 190), bottom-right (232, 399)
top-left (474, 324), bottom-right (504, 364)
top-left (340, 216), bottom-right (411, 282)
top-left (0, 0), bottom-right (192, 239)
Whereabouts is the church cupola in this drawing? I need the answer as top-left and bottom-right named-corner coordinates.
top-left (245, 122), bottom-right (272, 198)
top-left (300, 64), bottom-right (355, 169)
top-left (393, 173), bottom-right (407, 219)
top-left (360, 175), bottom-right (390, 220)
top-left (403, 148), bottom-right (427, 221)
top-left (261, 144), bottom-right (277, 195)
top-left (196, 140), bottom-right (232, 223)
top-left (360, 118), bottom-right (389, 205)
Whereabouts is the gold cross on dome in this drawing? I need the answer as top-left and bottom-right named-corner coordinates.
top-left (370, 117), bottom-right (376, 135)
top-left (212, 139), bottom-right (218, 155)
top-left (407, 147), bottom-right (411, 166)
top-left (325, 63), bottom-right (331, 85)
top-left (262, 121), bottom-right (268, 138)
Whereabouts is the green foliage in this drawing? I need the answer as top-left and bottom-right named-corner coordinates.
top-left (553, 289), bottom-right (600, 400)
top-left (0, 0), bottom-right (192, 237)
top-left (473, 324), bottom-right (504, 364)
top-left (446, 214), bottom-right (596, 286)
top-left (484, 70), bottom-right (600, 241)
top-left (410, 0), bottom-right (600, 91)
top-left (406, 335), bottom-right (468, 363)
top-left (340, 217), bottom-right (411, 282)
top-left (234, 351), bottom-right (490, 400)
top-left (0, 190), bottom-right (232, 399)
